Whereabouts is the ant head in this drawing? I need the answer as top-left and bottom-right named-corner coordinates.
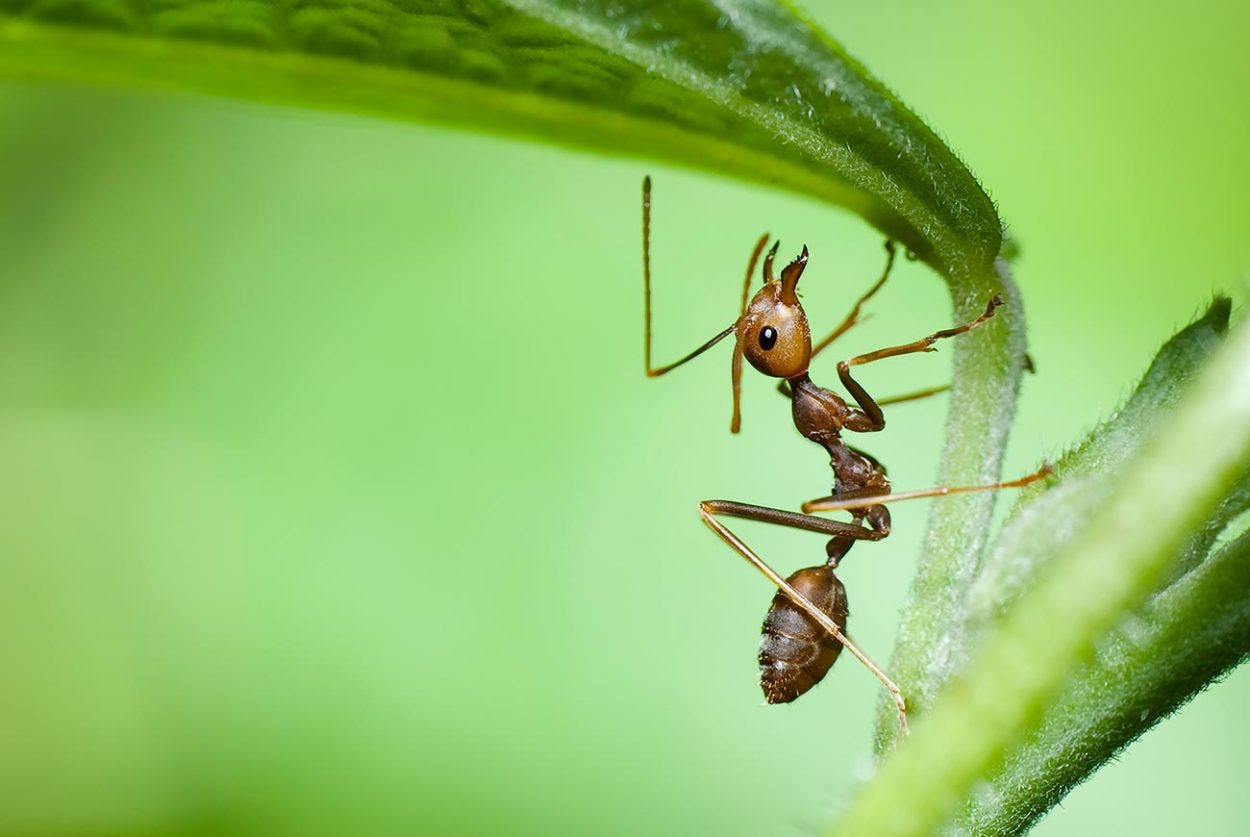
top-left (736, 244), bottom-right (812, 380)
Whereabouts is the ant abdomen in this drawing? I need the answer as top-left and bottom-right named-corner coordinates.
top-left (758, 565), bottom-right (848, 704)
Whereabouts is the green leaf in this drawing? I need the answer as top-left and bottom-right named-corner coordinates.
top-left (871, 256), bottom-right (1028, 752)
top-left (942, 299), bottom-right (1250, 835)
top-left (2, 1), bottom-right (1030, 750)
top-left (0, 0), bottom-right (999, 276)
top-left (964, 298), bottom-right (1234, 645)
top-left (835, 305), bottom-right (1250, 837)
top-left (957, 524), bottom-right (1250, 836)
top-left (874, 301), bottom-right (1242, 756)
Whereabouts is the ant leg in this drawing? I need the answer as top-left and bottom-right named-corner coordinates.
top-left (876, 383), bottom-right (950, 406)
top-left (698, 501), bottom-right (908, 740)
top-left (740, 234), bottom-right (772, 315)
top-left (731, 235), bottom-right (773, 432)
top-left (836, 295), bottom-right (1004, 431)
top-left (700, 500), bottom-right (889, 542)
top-left (843, 293), bottom-right (1003, 369)
top-left (774, 241), bottom-right (900, 399)
top-left (776, 380), bottom-right (950, 404)
top-left (801, 462), bottom-right (1053, 514)
top-left (810, 239), bottom-right (897, 361)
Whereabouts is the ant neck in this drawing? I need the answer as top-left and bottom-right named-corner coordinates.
top-left (787, 372), bottom-right (813, 391)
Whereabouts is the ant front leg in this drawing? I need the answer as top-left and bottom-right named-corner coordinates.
top-left (777, 379), bottom-right (951, 406)
top-left (771, 242), bottom-right (955, 407)
top-left (775, 241), bottom-right (897, 401)
top-left (835, 294), bottom-right (1004, 430)
top-left (697, 500), bottom-right (908, 741)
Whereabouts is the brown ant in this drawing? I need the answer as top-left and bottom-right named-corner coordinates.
top-left (641, 177), bottom-right (1050, 739)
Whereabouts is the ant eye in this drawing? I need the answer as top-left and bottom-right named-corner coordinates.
top-left (759, 326), bottom-right (778, 351)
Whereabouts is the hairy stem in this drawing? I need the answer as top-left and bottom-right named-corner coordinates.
top-left (873, 258), bottom-right (1026, 752)
top-left (956, 525), bottom-right (1250, 835)
top-left (837, 309), bottom-right (1250, 836)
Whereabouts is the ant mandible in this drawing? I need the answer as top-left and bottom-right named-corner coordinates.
top-left (641, 177), bottom-right (1050, 739)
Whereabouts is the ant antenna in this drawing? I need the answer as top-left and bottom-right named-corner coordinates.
top-left (642, 176), bottom-right (736, 378)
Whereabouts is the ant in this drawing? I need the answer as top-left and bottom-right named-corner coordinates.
top-left (641, 177), bottom-right (1050, 739)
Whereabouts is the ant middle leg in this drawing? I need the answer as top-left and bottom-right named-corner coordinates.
top-left (876, 383), bottom-right (951, 406)
top-left (801, 462), bottom-right (1053, 514)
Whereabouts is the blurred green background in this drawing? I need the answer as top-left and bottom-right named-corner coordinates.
top-left (2, 1), bottom-right (1248, 834)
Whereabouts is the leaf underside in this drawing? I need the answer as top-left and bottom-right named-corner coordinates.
top-left (0, 0), bottom-right (1001, 278)
top-left (4, 2), bottom-right (1030, 778)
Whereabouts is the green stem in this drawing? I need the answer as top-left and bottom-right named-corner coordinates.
top-left (873, 258), bottom-right (1026, 752)
top-left (837, 310), bottom-right (1250, 836)
top-left (956, 526), bottom-right (1250, 835)
top-left (961, 299), bottom-right (1232, 656)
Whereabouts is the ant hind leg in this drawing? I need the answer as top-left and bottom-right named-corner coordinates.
top-left (698, 500), bottom-right (908, 741)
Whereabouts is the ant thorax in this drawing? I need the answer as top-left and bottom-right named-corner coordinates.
top-left (789, 375), bottom-right (890, 496)
top-left (788, 374), bottom-right (849, 445)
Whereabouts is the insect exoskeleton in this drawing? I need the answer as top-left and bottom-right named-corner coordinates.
top-left (641, 176), bottom-right (1049, 737)
top-left (737, 247), bottom-right (813, 380)
top-left (758, 564), bottom-right (848, 704)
